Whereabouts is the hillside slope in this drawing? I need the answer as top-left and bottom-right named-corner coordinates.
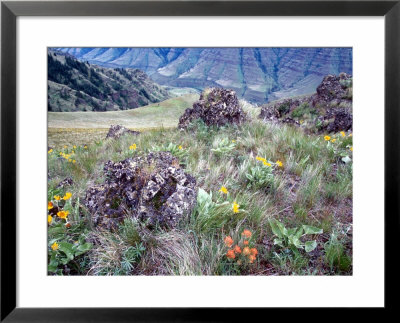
top-left (54, 47), bottom-right (352, 103)
top-left (48, 93), bottom-right (198, 130)
top-left (48, 51), bottom-right (170, 112)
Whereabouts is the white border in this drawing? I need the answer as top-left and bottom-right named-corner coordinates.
top-left (17, 17), bottom-right (384, 307)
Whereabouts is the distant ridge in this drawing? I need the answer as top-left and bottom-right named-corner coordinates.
top-left (53, 47), bottom-right (353, 104)
top-left (48, 50), bottom-right (170, 112)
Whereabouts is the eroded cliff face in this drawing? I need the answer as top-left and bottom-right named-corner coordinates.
top-left (55, 47), bottom-right (352, 104)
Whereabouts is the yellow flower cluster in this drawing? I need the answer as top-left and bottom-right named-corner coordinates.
top-left (129, 143), bottom-right (137, 150)
top-left (256, 156), bottom-right (282, 168)
top-left (219, 186), bottom-right (228, 194)
top-left (48, 192), bottom-right (72, 226)
top-left (233, 201), bottom-right (240, 213)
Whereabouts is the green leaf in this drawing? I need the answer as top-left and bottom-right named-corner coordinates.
top-left (273, 238), bottom-right (283, 247)
top-left (305, 240), bottom-right (318, 252)
top-left (302, 225), bottom-right (323, 235)
top-left (270, 219), bottom-right (284, 239)
top-left (58, 242), bottom-right (74, 261)
top-left (48, 254), bottom-right (58, 273)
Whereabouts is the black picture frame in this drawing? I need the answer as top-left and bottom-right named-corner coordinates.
top-left (1, 0), bottom-right (398, 321)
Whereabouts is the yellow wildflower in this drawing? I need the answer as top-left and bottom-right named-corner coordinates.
top-left (233, 201), bottom-right (240, 214)
top-left (72, 160), bottom-right (76, 164)
top-left (349, 133), bottom-right (353, 137)
top-left (71, 150), bottom-right (75, 154)
top-left (48, 215), bottom-right (52, 224)
top-left (48, 201), bottom-right (53, 210)
top-left (57, 210), bottom-right (69, 220)
top-left (48, 149), bottom-right (53, 154)
top-left (54, 195), bottom-right (61, 201)
top-left (129, 144), bottom-right (137, 150)
top-left (51, 242), bottom-right (59, 251)
top-left (276, 160), bottom-right (283, 167)
top-left (63, 145), bottom-right (67, 149)
top-left (84, 145), bottom-right (88, 149)
top-left (63, 192), bottom-right (72, 200)
top-left (263, 161), bottom-right (272, 167)
top-left (68, 159), bottom-right (72, 163)
top-left (350, 147), bottom-right (353, 152)
top-left (256, 156), bottom-right (266, 162)
top-left (219, 186), bottom-right (228, 194)
top-left (340, 131), bottom-right (346, 137)
top-left (73, 145), bottom-right (77, 149)
top-left (232, 140), bottom-right (236, 143)
top-left (178, 145), bottom-right (183, 150)
top-left (324, 135), bottom-right (331, 141)
top-left (331, 139), bottom-right (336, 143)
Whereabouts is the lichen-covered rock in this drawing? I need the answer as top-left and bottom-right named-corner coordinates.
top-left (315, 73), bottom-right (352, 103)
top-left (57, 177), bottom-right (74, 188)
top-left (106, 124), bottom-right (140, 139)
top-left (317, 107), bottom-right (353, 133)
top-left (259, 73), bottom-right (352, 133)
top-left (178, 88), bottom-right (247, 129)
top-left (84, 152), bottom-right (197, 231)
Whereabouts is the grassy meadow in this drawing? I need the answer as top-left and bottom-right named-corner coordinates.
top-left (48, 99), bottom-right (353, 276)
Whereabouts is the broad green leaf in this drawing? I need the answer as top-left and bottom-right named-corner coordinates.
top-left (48, 254), bottom-right (58, 273)
top-left (290, 236), bottom-right (303, 248)
top-left (273, 238), bottom-right (283, 247)
top-left (270, 219), bottom-right (284, 239)
top-left (305, 240), bottom-right (318, 252)
top-left (287, 228), bottom-right (297, 237)
top-left (295, 227), bottom-right (304, 239)
top-left (58, 242), bottom-right (74, 261)
top-left (302, 225), bottom-right (323, 235)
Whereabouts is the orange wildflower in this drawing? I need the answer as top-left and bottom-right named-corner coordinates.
top-left (242, 229), bottom-right (252, 238)
top-left (243, 247), bottom-right (251, 256)
top-left (248, 255), bottom-right (256, 263)
top-left (243, 240), bottom-right (249, 245)
top-left (250, 248), bottom-right (258, 256)
top-left (224, 236), bottom-right (234, 247)
top-left (226, 249), bottom-right (236, 259)
top-left (234, 245), bottom-right (242, 254)
top-left (48, 201), bottom-right (53, 210)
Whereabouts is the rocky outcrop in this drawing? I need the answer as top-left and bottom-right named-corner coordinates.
top-left (105, 125), bottom-right (140, 139)
top-left (178, 88), bottom-right (247, 129)
top-left (259, 73), bottom-right (352, 133)
top-left (84, 152), bottom-right (197, 231)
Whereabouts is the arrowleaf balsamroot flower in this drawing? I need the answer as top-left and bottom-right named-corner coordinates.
top-left (63, 192), bottom-right (72, 200)
top-left (51, 242), bottom-right (59, 251)
top-left (263, 161), bottom-right (272, 167)
top-left (232, 201), bottom-right (240, 213)
top-left (48, 215), bottom-right (52, 224)
top-left (276, 160), bottom-right (283, 167)
top-left (129, 144), bottom-right (137, 150)
top-left (224, 236), bottom-right (234, 247)
top-left (178, 145), bottom-right (183, 150)
top-left (54, 195), bottom-right (61, 201)
top-left (324, 135), bottom-right (331, 141)
top-left (226, 249), bottom-right (236, 259)
top-left (219, 186), bottom-right (228, 194)
top-left (48, 201), bottom-right (53, 210)
top-left (57, 210), bottom-right (69, 220)
top-left (331, 139), bottom-right (336, 143)
top-left (340, 131), bottom-right (346, 137)
top-left (256, 156), bottom-right (266, 162)
top-left (242, 229), bottom-right (252, 238)
top-left (48, 149), bottom-right (53, 154)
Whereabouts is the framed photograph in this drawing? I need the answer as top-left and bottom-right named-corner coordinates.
top-left (1, 0), bottom-right (398, 320)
